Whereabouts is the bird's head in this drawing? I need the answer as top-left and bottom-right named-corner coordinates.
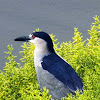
top-left (14, 31), bottom-right (55, 53)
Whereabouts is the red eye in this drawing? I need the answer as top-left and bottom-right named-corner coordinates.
top-left (32, 35), bottom-right (35, 39)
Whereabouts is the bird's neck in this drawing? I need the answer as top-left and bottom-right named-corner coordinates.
top-left (34, 45), bottom-right (51, 63)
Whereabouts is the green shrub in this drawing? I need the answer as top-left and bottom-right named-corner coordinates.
top-left (0, 16), bottom-right (100, 100)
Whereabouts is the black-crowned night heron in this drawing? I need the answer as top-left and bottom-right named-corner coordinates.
top-left (15, 31), bottom-right (83, 100)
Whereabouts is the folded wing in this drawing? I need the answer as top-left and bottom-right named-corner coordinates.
top-left (41, 53), bottom-right (83, 93)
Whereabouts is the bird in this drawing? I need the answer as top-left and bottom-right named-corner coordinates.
top-left (14, 31), bottom-right (83, 100)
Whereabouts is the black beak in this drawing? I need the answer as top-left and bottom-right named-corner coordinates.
top-left (14, 36), bottom-right (31, 42)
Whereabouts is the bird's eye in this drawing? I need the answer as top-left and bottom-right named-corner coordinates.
top-left (32, 35), bottom-right (35, 39)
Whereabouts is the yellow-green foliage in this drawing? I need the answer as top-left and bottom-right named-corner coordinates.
top-left (0, 16), bottom-right (100, 100)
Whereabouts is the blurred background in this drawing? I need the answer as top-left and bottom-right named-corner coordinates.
top-left (0, 0), bottom-right (100, 70)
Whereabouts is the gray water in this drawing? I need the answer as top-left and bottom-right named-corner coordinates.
top-left (0, 0), bottom-right (100, 70)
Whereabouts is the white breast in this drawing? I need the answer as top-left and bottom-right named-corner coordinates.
top-left (32, 37), bottom-right (70, 99)
top-left (34, 48), bottom-right (70, 99)
top-left (34, 58), bottom-right (70, 99)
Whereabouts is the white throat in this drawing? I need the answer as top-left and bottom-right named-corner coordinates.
top-left (29, 37), bottom-right (50, 66)
top-left (34, 44), bottom-right (50, 60)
